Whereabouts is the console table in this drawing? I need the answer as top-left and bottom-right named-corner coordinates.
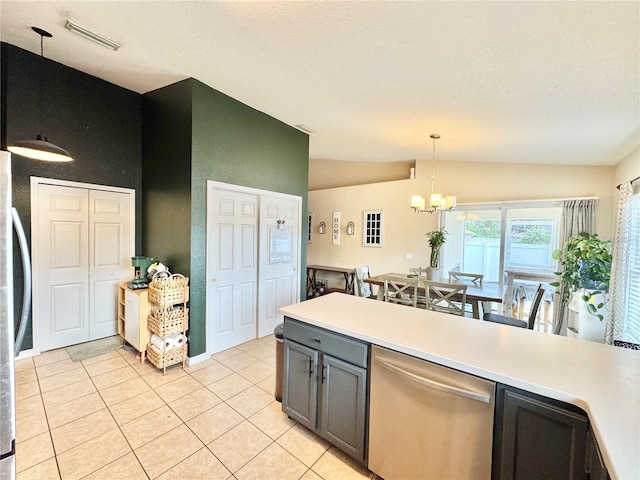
top-left (306, 264), bottom-right (355, 297)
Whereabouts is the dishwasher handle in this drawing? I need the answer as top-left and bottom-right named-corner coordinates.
top-left (375, 356), bottom-right (492, 404)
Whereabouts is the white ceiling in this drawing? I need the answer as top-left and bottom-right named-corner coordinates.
top-left (1, 1), bottom-right (638, 166)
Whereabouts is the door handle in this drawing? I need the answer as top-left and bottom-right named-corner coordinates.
top-left (308, 358), bottom-right (314, 377)
top-left (375, 357), bottom-right (492, 404)
top-left (12, 208), bottom-right (31, 357)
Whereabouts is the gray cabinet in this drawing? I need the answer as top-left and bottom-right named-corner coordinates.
top-left (283, 340), bottom-right (317, 430)
top-left (283, 317), bottom-right (368, 464)
top-left (585, 428), bottom-right (610, 480)
top-left (493, 384), bottom-right (589, 480)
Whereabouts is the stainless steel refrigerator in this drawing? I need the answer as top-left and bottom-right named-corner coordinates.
top-left (1, 150), bottom-right (32, 480)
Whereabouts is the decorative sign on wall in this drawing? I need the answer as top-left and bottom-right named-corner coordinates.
top-left (332, 211), bottom-right (341, 246)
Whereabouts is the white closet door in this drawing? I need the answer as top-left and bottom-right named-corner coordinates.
top-left (207, 188), bottom-right (259, 352)
top-left (36, 184), bottom-right (90, 351)
top-left (257, 195), bottom-right (299, 338)
top-left (33, 180), bottom-right (134, 352)
top-left (89, 189), bottom-right (132, 339)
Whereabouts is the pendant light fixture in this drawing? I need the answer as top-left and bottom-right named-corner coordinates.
top-left (7, 27), bottom-right (73, 162)
top-left (410, 134), bottom-right (455, 213)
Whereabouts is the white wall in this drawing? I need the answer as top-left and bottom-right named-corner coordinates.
top-left (614, 147), bottom-right (639, 186)
top-left (308, 159), bottom-right (615, 288)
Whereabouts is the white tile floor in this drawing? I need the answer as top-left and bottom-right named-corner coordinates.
top-left (14, 336), bottom-right (376, 480)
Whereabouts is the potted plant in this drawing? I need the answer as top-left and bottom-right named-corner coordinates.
top-left (426, 227), bottom-right (448, 281)
top-left (551, 232), bottom-right (612, 321)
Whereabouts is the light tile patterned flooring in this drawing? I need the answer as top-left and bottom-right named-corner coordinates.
top-left (15, 336), bottom-right (376, 480)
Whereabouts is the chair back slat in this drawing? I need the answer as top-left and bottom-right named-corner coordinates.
top-left (409, 267), bottom-right (429, 276)
top-left (424, 280), bottom-right (468, 316)
top-left (384, 275), bottom-right (418, 308)
top-left (448, 271), bottom-right (484, 286)
top-left (527, 284), bottom-right (546, 329)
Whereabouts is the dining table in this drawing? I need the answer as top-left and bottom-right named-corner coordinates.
top-left (363, 273), bottom-right (506, 319)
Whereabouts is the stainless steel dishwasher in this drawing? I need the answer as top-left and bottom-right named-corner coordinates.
top-left (369, 345), bottom-right (495, 480)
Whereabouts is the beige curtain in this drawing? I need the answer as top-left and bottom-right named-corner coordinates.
top-left (553, 199), bottom-right (596, 335)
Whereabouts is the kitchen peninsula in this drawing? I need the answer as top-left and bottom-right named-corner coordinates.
top-left (280, 293), bottom-right (640, 480)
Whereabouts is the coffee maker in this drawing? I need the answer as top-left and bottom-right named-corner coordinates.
top-left (129, 256), bottom-right (155, 289)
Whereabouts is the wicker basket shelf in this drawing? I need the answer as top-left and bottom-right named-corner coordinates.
top-left (146, 272), bottom-right (189, 375)
top-left (148, 274), bottom-right (189, 308)
top-left (148, 307), bottom-right (189, 336)
top-left (148, 285), bottom-right (189, 308)
top-left (146, 343), bottom-right (187, 369)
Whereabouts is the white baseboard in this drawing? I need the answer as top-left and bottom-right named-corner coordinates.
top-left (186, 351), bottom-right (210, 366)
top-left (16, 348), bottom-right (38, 360)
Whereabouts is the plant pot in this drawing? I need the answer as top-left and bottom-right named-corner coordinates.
top-left (571, 290), bottom-right (608, 343)
top-left (427, 267), bottom-right (442, 281)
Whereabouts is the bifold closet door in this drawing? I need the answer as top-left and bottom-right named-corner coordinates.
top-left (89, 189), bottom-right (133, 340)
top-left (35, 183), bottom-right (132, 351)
top-left (257, 195), bottom-right (299, 338)
top-left (36, 184), bottom-right (90, 351)
top-left (207, 188), bottom-right (259, 353)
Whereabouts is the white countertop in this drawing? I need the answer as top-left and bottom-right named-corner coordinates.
top-left (280, 293), bottom-right (640, 480)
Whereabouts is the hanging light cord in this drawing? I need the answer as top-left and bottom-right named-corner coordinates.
top-left (430, 134), bottom-right (438, 196)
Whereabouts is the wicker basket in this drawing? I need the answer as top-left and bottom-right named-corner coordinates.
top-left (148, 274), bottom-right (189, 307)
top-left (148, 307), bottom-right (189, 336)
top-left (150, 273), bottom-right (189, 290)
top-left (146, 343), bottom-right (187, 369)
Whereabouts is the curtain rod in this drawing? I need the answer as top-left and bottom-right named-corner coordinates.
top-left (617, 175), bottom-right (640, 190)
top-left (458, 196), bottom-right (598, 207)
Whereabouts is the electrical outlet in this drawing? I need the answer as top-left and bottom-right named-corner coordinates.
top-left (405, 253), bottom-right (413, 261)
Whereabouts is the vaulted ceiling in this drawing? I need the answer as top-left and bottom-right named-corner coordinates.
top-left (1, 1), bottom-right (638, 165)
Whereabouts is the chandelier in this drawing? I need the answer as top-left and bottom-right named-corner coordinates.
top-left (410, 133), bottom-right (456, 213)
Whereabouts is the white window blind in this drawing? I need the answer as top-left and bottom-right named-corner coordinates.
top-left (614, 193), bottom-right (640, 343)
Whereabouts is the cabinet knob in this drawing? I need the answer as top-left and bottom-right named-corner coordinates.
top-left (211, 278), bottom-right (216, 283)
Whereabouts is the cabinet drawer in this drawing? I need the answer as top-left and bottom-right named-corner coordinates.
top-left (284, 318), bottom-right (368, 368)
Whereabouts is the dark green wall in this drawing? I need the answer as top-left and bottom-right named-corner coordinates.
top-left (2, 42), bottom-right (309, 356)
top-left (1, 43), bottom-right (143, 351)
top-left (141, 80), bottom-right (193, 275)
top-left (143, 79), bottom-right (309, 357)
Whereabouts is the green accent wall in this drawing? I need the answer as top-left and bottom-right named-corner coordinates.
top-left (1, 43), bottom-right (143, 351)
top-left (143, 79), bottom-right (309, 357)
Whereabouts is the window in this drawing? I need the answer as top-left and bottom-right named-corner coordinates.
top-left (307, 212), bottom-right (314, 244)
top-left (443, 202), bottom-right (561, 331)
top-left (363, 210), bottom-right (384, 247)
top-left (613, 192), bottom-right (640, 343)
top-left (443, 203), bottom-right (561, 281)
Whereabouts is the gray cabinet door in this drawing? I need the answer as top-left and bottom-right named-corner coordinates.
top-left (283, 339), bottom-right (318, 431)
top-left (320, 354), bottom-right (367, 463)
top-left (494, 385), bottom-right (588, 480)
top-left (585, 428), bottom-right (610, 480)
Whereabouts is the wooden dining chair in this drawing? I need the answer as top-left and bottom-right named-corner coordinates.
top-left (354, 266), bottom-right (375, 298)
top-left (448, 271), bottom-right (484, 316)
top-left (448, 271), bottom-right (483, 286)
top-left (483, 284), bottom-right (545, 329)
top-left (384, 275), bottom-right (418, 307)
top-left (424, 280), bottom-right (468, 316)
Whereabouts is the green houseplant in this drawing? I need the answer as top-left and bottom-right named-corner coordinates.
top-left (426, 227), bottom-right (448, 280)
top-left (551, 232), bottom-right (612, 321)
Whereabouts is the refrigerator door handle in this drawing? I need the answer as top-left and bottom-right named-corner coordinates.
top-left (11, 208), bottom-right (31, 357)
